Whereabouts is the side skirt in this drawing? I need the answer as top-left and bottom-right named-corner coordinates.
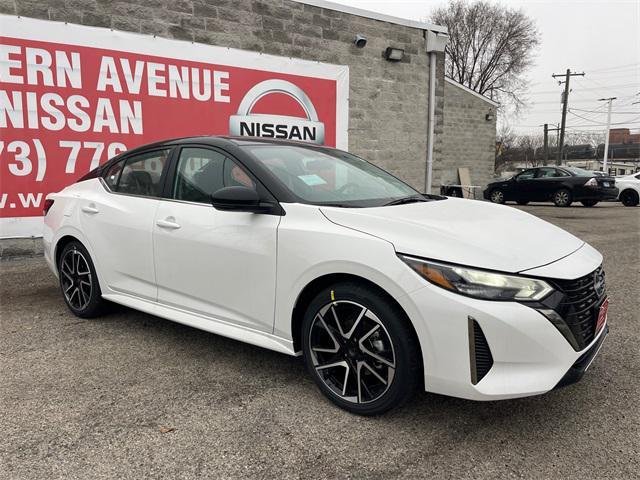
top-left (102, 292), bottom-right (298, 356)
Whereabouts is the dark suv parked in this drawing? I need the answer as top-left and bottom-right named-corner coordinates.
top-left (484, 166), bottom-right (618, 207)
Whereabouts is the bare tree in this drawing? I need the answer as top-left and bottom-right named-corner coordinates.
top-left (495, 123), bottom-right (517, 172)
top-left (431, 0), bottom-right (540, 110)
top-left (516, 133), bottom-right (544, 166)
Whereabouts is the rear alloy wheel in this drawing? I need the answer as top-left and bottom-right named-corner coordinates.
top-left (553, 188), bottom-right (572, 207)
top-left (58, 241), bottom-right (107, 318)
top-left (581, 200), bottom-right (599, 207)
top-left (302, 283), bottom-right (419, 415)
top-left (489, 189), bottom-right (505, 204)
top-left (620, 190), bottom-right (639, 207)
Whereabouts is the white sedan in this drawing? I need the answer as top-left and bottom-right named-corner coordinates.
top-left (43, 137), bottom-right (609, 415)
top-left (616, 172), bottom-right (640, 206)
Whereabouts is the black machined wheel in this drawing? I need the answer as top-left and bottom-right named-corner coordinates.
top-left (302, 282), bottom-right (420, 415)
top-left (489, 189), bottom-right (505, 204)
top-left (308, 300), bottom-right (396, 404)
top-left (58, 241), bottom-right (107, 318)
top-left (553, 188), bottom-right (572, 207)
top-left (620, 190), bottom-right (639, 207)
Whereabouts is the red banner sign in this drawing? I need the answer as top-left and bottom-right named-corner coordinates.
top-left (0, 16), bottom-right (349, 236)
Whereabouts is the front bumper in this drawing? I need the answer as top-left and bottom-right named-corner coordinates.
top-left (555, 325), bottom-right (609, 389)
top-left (398, 248), bottom-right (607, 401)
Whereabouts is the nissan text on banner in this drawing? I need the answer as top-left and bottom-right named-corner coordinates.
top-left (0, 15), bottom-right (349, 238)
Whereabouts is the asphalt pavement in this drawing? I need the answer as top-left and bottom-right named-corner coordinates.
top-left (1, 202), bottom-right (639, 479)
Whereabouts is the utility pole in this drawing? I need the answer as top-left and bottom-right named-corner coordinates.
top-left (598, 97), bottom-right (617, 174)
top-left (543, 124), bottom-right (548, 165)
top-left (552, 69), bottom-right (585, 165)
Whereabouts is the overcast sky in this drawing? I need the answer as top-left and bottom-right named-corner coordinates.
top-left (335, 0), bottom-right (640, 137)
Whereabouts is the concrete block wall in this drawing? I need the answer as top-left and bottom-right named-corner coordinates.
top-left (440, 79), bottom-right (497, 192)
top-left (0, 0), bottom-right (445, 192)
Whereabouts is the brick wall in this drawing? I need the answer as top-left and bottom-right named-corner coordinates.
top-left (441, 79), bottom-right (497, 192)
top-left (1, 0), bottom-right (446, 192)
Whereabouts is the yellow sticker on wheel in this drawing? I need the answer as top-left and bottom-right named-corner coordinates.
top-left (331, 290), bottom-right (335, 301)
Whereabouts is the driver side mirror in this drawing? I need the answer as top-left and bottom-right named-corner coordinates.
top-left (211, 186), bottom-right (276, 214)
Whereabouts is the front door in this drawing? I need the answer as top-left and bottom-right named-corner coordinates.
top-left (510, 168), bottom-right (538, 201)
top-left (153, 146), bottom-right (280, 333)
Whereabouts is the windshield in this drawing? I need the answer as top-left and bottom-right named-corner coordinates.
top-left (243, 145), bottom-right (420, 207)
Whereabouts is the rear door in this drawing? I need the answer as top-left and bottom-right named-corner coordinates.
top-left (79, 148), bottom-right (171, 300)
top-left (533, 167), bottom-right (569, 200)
top-left (152, 145), bottom-right (280, 333)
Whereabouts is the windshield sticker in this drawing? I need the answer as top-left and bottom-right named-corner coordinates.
top-left (298, 174), bottom-right (327, 186)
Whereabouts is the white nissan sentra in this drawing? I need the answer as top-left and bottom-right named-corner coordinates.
top-left (43, 136), bottom-right (609, 415)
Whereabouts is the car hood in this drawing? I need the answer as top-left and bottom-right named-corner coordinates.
top-left (320, 198), bottom-right (584, 273)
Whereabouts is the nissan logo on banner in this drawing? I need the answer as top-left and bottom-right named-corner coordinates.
top-left (229, 79), bottom-right (325, 144)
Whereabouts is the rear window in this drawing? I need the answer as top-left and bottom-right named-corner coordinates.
top-left (564, 167), bottom-right (595, 177)
top-left (102, 149), bottom-right (171, 197)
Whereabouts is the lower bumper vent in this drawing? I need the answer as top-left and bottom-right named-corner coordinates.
top-left (469, 318), bottom-right (494, 385)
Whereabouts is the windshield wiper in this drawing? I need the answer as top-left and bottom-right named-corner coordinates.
top-left (383, 195), bottom-right (428, 206)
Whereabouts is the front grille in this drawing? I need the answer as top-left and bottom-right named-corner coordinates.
top-left (469, 318), bottom-right (493, 384)
top-left (552, 265), bottom-right (606, 351)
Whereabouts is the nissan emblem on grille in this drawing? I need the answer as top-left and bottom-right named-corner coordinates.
top-left (229, 79), bottom-right (325, 144)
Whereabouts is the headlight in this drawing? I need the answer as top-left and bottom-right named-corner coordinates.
top-left (398, 255), bottom-right (553, 301)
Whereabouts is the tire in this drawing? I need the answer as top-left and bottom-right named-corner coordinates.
top-left (516, 200), bottom-right (529, 205)
top-left (581, 200), bottom-right (599, 207)
top-left (553, 188), bottom-right (572, 207)
top-left (301, 282), bottom-right (420, 415)
top-left (489, 189), bottom-right (505, 204)
top-left (620, 189), bottom-right (639, 207)
top-left (58, 241), bottom-right (107, 318)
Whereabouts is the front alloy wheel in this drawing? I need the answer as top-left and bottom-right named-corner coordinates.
top-left (308, 301), bottom-right (396, 404)
top-left (489, 189), bottom-right (505, 204)
top-left (302, 283), bottom-right (420, 415)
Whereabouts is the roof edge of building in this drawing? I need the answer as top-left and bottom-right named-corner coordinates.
top-left (291, 0), bottom-right (448, 33)
top-left (445, 77), bottom-right (500, 107)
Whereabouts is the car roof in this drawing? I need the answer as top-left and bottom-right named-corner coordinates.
top-left (128, 135), bottom-right (332, 152)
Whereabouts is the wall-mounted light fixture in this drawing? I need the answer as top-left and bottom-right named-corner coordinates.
top-left (354, 35), bottom-right (367, 48)
top-left (384, 47), bottom-right (405, 62)
top-left (485, 111), bottom-right (494, 122)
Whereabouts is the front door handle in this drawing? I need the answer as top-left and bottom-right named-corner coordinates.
top-left (156, 218), bottom-right (181, 230)
top-left (81, 204), bottom-right (99, 214)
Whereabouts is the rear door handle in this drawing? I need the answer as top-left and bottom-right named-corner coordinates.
top-left (156, 218), bottom-right (181, 230)
top-left (81, 204), bottom-right (99, 214)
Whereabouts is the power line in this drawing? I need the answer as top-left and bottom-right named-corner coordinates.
top-left (588, 62), bottom-right (640, 73)
top-left (569, 107), bottom-right (640, 114)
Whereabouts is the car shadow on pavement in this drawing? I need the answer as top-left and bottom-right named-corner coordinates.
top-left (100, 300), bottom-right (596, 434)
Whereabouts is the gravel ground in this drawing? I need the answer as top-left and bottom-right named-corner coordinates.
top-left (1, 203), bottom-right (639, 479)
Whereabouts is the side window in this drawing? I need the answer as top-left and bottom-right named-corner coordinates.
top-left (536, 167), bottom-right (555, 178)
top-left (173, 147), bottom-right (255, 204)
top-left (517, 169), bottom-right (537, 180)
top-left (117, 149), bottom-right (170, 197)
top-left (103, 160), bottom-right (124, 190)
